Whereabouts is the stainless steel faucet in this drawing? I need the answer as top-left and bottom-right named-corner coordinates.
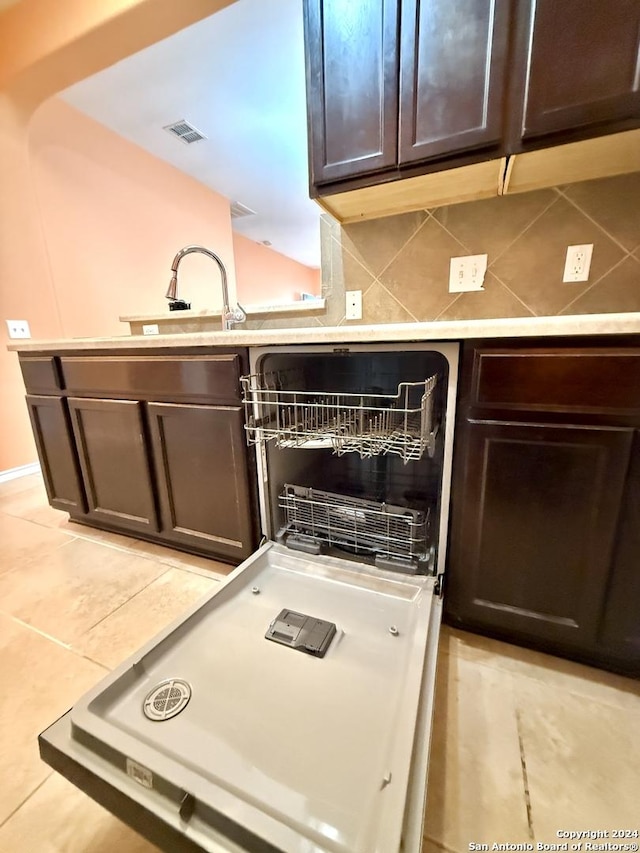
top-left (166, 245), bottom-right (246, 331)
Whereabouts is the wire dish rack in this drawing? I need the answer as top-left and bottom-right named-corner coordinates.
top-left (277, 484), bottom-right (430, 573)
top-left (241, 372), bottom-right (438, 463)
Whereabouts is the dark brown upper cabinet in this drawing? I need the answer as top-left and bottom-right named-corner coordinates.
top-left (304, 0), bottom-right (640, 205)
top-left (508, 0), bottom-right (640, 149)
top-left (304, 0), bottom-right (400, 184)
top-left (399, 0), bottom-right (511, 164)
top-left (305, 0), bottom-right (511, 189)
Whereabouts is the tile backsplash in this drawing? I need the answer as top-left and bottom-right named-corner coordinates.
top-left (252, 171), bottom-right (640, 330)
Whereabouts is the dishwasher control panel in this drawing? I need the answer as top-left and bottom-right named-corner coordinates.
top-left (265, 609), bottom-right (336, 658)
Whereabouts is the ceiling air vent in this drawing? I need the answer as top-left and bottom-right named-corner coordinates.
top-left (230, 200), bottom-right (257, 219)
top-left (164, 120), bottom-right (206, 144)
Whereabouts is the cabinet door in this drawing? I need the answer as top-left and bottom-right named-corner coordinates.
top-left (304, 0), bottom-right (399, 184)
top-left (599, 431), bottom-right (640, 668)
top-left (446, 420), bottom-right (633, 651)
top-left (147, 403), bottom-right (256, 561)
top-left (515, 0), bottom-right (640, 143)
top-left (25, 395), bottom-right (85, 514)
top-left (68, 398), bottom-right (158, 535)
top-left (399, 0), bottom-right (511, 164)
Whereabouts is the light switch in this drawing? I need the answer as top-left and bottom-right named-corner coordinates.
top-left (449, 255), bottom-right (487, 293)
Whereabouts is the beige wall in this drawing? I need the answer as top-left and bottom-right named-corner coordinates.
top-left (0, 94), bottom-right (64, 470)
top-left (233, 232), bottom-right (320, 304)
top-left (0, 0), bottom-right (230, 471)
top-left (29, 97), bottom-right (238, 337)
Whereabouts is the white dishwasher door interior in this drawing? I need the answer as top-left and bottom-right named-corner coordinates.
top-left (40, 542), bottom-right (440, 853)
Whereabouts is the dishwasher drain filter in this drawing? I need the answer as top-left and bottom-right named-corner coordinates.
top-left (143, 679), bottom-right (191, 721)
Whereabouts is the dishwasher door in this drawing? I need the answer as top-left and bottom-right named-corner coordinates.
top-left (39, 541), bottom-right (442, 853)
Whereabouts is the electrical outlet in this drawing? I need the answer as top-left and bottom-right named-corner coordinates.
top-left (563, 244), bottom-right (593, 282)
top-left (6, 320), bottom-right (31, 339)
top-left (345, 290), bottom-right (362, 320)
top-left (142, 324), bottom-right (160, 335)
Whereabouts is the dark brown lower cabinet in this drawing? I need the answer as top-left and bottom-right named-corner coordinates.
top-left (68, 397), bottom-right (159, 536)
top-left (19, 348), bottom-right (257, 566)
top-left (147, 403), bottom-right (255, 562)
top-left (446, 420), bottom-right (634, 655)
top-left (25, 395), bottom-right (85, 514)
top-left (598, 431), bottom-right (640, 662)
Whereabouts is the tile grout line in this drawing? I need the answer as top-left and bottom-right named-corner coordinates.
top-left (78, 651), bottom-right (112, 671)
top-left (486, 191), bottom-right (562, 269)
top-left (374, 210), bottom-right (433, 279)
top-left (557, 253), bottom-right (631, 315)
top-left (422, 835), bottom-right (460, 853)
top-left (433, 189), bottom-right (561, 270)
top-left (4, 613), bottom-right (107, 671)
top-left (443, 641), bottom-right (640, 712)
top-left (433, 292), bottom-right (464, 321)
top-left (371, 277), bottom-right (421, 322)
top-left (6, 614), bottom-right (72, 650)
top-left (428, 200), bottom-right (553, 318)
top-left (555, 187), bottom-right (636, 256)
top-left (515, 707), bottom-right (536, 841)
top-left (0, 772), bottom-right (53, 830)
top-left (488, 269), bottom-right (540, 316)
top-left (74, 565), bottom-right (173, 638)
top-left (328, 233), bottom-right (375, 283)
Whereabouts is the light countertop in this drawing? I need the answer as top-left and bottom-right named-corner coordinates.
top-left (7, 312), bottom-right (640, 353)
top-left (119, 300), bottom-right (326, 323)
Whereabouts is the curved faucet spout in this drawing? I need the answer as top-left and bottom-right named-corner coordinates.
top-left (166, 244), bottom-right (245, 330)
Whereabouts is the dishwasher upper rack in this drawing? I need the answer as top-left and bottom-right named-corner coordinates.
top-left (241, 372), bottom-right (439, 463)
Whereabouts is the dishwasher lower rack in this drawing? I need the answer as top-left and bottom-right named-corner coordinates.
top-left (241, 372), bottom-right (438, 463)
top-left (277, 484), bottom-right (432, 574)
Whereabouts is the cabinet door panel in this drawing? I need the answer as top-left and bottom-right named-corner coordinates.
top-left (399, 0), bottom-right (510, 163)
top-left (447, 421), bottom-right (632, 649)
top-left (520, 0), bottom-right (640, 140)
top-left (25, 395), bottom-right (85, 514)
top-left (305, 0), bottom-right (399, 183)
top-left (599, 431), bottom-right (640, 666)
top-left (148, 403), bottom-right (256, 561)
top-left (68, 398), bottom-right (158, 534)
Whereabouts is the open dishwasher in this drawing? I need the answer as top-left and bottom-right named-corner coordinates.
top-left (39, 341), bottom-right (459, 853)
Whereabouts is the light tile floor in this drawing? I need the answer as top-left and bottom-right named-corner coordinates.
top-left (0, 473), bottom-right (639, 852)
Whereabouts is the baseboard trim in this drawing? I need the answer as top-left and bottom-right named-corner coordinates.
top-left (0, 462), bottom-right (41, 484)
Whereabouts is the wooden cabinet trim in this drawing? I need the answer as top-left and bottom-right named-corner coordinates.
top-left (61, 353), bottom-right (242, 404)
top-left (19, 356), bottom-right (62, 394)
top-left (471, 348), bottom-right (640, 416)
